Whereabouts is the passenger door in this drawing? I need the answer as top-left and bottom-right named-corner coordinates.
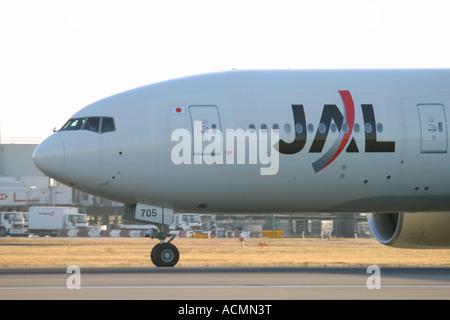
top-left (417, 104), bottom-right (448, 153)
top-left (189, 105), bottom-right (222, 158)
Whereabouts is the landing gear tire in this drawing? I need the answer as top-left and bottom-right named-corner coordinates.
top-left (150, 243), bottom-right (179, 267)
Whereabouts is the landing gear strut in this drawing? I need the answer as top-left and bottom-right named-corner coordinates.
top-left (149, 225), bottom-right (179, 267)
top-left (123, 203), bottom-right (178, 267)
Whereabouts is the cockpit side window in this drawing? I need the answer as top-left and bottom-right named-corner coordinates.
top-left (83, 117), bottom-right (101, 132)
top-left (60, 118), bottom-right (86, 131)
top-left (60, 116), bottom-right (115, 133)
top-left (101, 117), bottom-right (115, 133)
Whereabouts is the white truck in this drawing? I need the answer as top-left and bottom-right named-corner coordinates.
top-left (27, 206), bottom-right (88, 237)
top-left (0, 212), bottom-right (28, 237)
top-left (170, 213), bottom-right (202, 231)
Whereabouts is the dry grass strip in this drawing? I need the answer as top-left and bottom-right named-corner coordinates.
top-left (0, 237), bottom-right (449, 268)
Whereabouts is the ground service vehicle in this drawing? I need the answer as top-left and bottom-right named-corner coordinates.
top-left (27, 206), bottom-right (88, 237)
top-left (0, 212), bottom-right (28, 237)
top-left (170, 213), bottom-right (202, 231)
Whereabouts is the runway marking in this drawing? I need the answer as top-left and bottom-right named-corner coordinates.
top-left (1, 284), bottom-right (450, 290)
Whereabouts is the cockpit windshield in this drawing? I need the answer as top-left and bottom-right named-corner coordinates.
top-left (59, 117), bottom-right (115, 133)
top-left (101, 117), bottom-right (115, 133)
top-left (61, 118), bottom-right (86, 131)
top-left (83, 117), bottom-right (101, 132)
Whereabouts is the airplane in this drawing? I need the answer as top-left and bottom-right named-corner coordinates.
top-left (33, 69), bottom-right (450, 267)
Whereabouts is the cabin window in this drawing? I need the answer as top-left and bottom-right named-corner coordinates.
top-left (318, 123), bottom-right (326, 134)
top-left (284, 124), bottom-right (291, 133)
top-left (342, 123), bottom-right (349, 133)
top-left (331, 123), bottom-right (337, 133)
top-left (376, 123), bottom-right (383, 133)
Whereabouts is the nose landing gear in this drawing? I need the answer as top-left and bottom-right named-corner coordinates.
top-left (123, 203), bottom-right (179, 267)
top-left (151, 242), bottom-right (179, 267)
top-left (149, 225), bottom-right (179, 267)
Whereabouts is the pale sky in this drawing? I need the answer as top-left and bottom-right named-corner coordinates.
top-left (1, 0), bottom-right (450, 141)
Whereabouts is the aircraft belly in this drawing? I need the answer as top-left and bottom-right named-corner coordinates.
top-left (323, 195), bottom-right (450, 212)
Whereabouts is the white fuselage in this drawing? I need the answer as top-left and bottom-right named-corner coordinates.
top-left (33, 69), bottom-right (450, 213)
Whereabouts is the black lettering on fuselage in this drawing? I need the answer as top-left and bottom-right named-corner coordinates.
top-left (275, 104), bottom-right (307, 154)
top-left (309, 104), bottom-right (343, 153)
top-left (277, 103), bottom-right (395, 155)
top-left (362, 104), bottom-right (395, 153)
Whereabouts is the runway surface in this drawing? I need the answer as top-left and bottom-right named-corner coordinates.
top-left (0, 267), bottom-right (449, 300)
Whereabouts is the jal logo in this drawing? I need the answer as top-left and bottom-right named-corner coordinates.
top-left (276, 90), bottom-right (395, 173)
top-left (171, 90), bottom-right (395, 175)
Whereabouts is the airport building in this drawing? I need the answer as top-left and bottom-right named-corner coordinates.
top-left (0, 142), bottom-right (372, 238)
top-left (0, 143), bottom-right (123, 227)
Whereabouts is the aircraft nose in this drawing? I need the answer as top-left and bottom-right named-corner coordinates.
top-left (33, 134), bottom-right (65, 180)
